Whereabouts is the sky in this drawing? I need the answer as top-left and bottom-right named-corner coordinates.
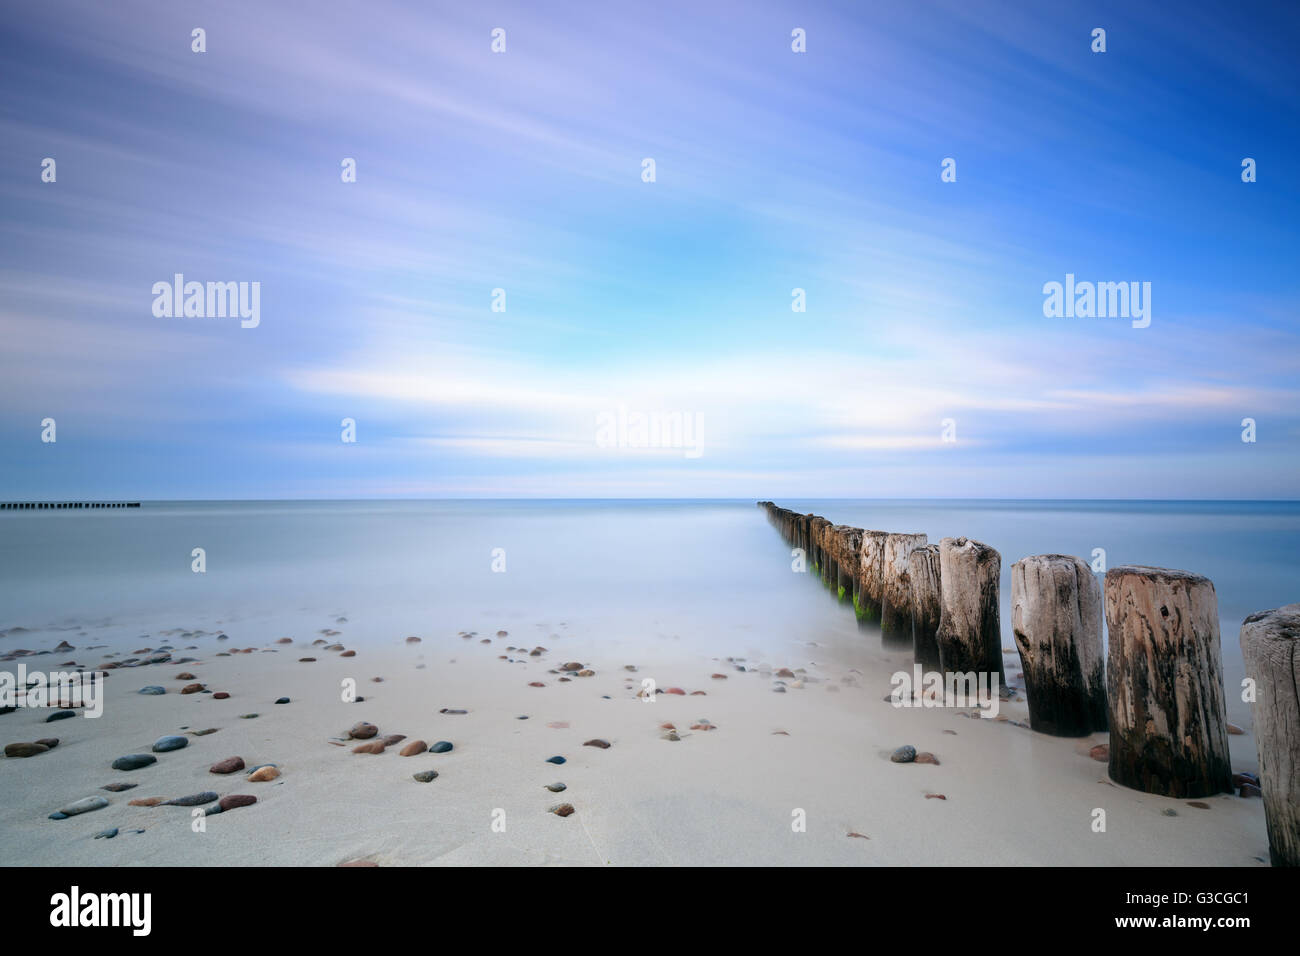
top-left (1, 0), bottom-right (1298, 499)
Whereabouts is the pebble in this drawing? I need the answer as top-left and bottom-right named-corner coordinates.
top-left (924, 793), bottom-right (947, 800)
top-left (1187, 801), bottom-right (1212, 809)
top-left (348, 722), bottom-right (378, 739)
top-left (180, 683), bottom-right (204, 694)
top-left (440, 708), bottom-right (468, 715)
top-left (399, 740), bottom-right (428, 756)
top-left (210, 756), bottom-right (245, 774)
top-left (218, 794), bottom-right (257, 811)
top-left (429, 741), bottom-right (453, 754)
top-left (239, 713), bottom-right (259, 719)
top-left (380, 734), bottom-right (406, 746)
top-left (101, 782), bottom-right (137, 792)
top-left (163, 791), bottom-right (219, 806)
top-left (138, 686), bottom-right (166, 695)
top-left (413, 770), bottom-right (439, 782)
top-left (915, 752), bottom-right (940, 765)
top-left (584, 738), bottom-right (611, 748)
top-left (662, 731), bottom-right (680, 741)
top-left (405, 636), bottom-right (421, 644)
top-left (190, 728), bottom-right (219, 736)
top-left (1226, 722), bottom-right (1245, 735)
top-left (129, 797), bottom-right (163, 807)
top-left (1088, 744), bottom-right (1109, 762)
top-left (340, 650), bottom-right (356, 658)
top-left (545, 755), bottom-right (566, 764)
top-left (50, 796), bottom-right (109, 819)
top-left (689, 721), bottom-right (715, 732)
top-left (275, 697), bottom-right (290, 704)
top-left (46, 710), bottom-right (76, 722)
top-left (249, 766), bottom-right (280, 782)
top-left (891, 745), bottom-right (917, 763)
top-left (94, 828), bottom-right (119, 839)
top-left (213, 692), bottom-right (230, 700)
top-left (545, 782), bottom-right (566, 792)
top-left (352, 740), bottom-right (387, 754)
top-left (1161, 808), bottom-right (1178, 817)
top-left (528, 682), bottom-right (546, 687)
top-left (152, 735), bottom-right (188, 753)
top-left (4, 742), bottom-right (49, 757)
top-left (112, 754), bottom-right (157, 771)
top-left (176, 672), bottom-right (196, 680)
top-left (549, 803), bottom-right (575, 817)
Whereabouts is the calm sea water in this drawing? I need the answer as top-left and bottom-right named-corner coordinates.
top-left (1, 500), bottom-right (1295, 695)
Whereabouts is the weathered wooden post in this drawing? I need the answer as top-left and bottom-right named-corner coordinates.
top-left (1240, 603), bottom-right (1300, 866)
top-left (881, 533), bottom-right (927, 644)
top-left (935, 537), bottom-right (1005, 687)
top-left (1104, 566), bottom-right (1232, 798)
top-left (857, 531), bottom-right (889, 622)
top-left (834, 526), bottom-right (863, 604)
top-left (908, 544), bottom-right (943, 672)
top-left (1010, 554), bottom-right (1107, 736)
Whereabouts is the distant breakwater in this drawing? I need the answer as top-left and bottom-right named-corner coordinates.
top-left (1, 502), bottom-right (140, 511)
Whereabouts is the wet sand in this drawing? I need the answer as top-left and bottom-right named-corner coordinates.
top-left (0, 616), bottom-right (1271, 866)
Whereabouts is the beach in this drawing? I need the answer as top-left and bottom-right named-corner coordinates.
top-left (0, 500), bottom-right (1285, 866)
top-left (0, 613), bottom-right (1270, 866)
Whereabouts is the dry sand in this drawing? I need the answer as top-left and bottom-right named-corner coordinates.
top-left (0, 616), bottom-right (1270, 866)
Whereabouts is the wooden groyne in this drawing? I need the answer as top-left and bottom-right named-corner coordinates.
top-left (1, 502), bottom-right (140, 510)
top-left (758, 500), bottom-right (1297, 862)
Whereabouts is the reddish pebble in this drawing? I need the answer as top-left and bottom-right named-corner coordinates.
top-left (210, 756), bottom-right (245, 774)
top-left (218, 794), bottom-right (256, 810)
top-left (213, 692), bottom-right (230, 700)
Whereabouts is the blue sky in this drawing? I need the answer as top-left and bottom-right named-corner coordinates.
top-left (1, 0), bottom-right (1297, 499)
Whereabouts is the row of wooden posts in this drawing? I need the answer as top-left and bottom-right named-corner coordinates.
top-left (0, 502), bottom-right (141, 510)
top-left (758, 501), bottom-right (1299, 867)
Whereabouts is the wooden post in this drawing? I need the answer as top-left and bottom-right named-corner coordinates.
top-left (908, 544), bottom-right (943, 672)
top-left (1240, 603), bottom-right (1300, 866)
top-left (1104, 566), bottom-right (1232, 798)
top-left (833, 526), bottom-right (863, 603)
top-left (1010, 554), bottom-right (1107, 737)
top-left (935, 537), bottom-right (1005, 687)
top-left (812, 517), bottom-right (832, 585)
top-left (857, 531), bottom-right (888, 621)
top-left (881, 533), bottom-right (927, 644)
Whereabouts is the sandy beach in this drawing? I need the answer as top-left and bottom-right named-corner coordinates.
top-left (0, 609), bottom-right (1270, 867)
